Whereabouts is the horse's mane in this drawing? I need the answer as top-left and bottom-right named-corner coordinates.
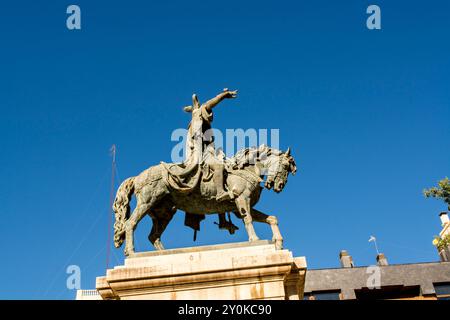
top-left (228, 144), bottom-right (282, 169)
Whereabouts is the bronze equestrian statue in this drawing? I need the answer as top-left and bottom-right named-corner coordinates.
top-left (113, 89), bottom-right (297, 256)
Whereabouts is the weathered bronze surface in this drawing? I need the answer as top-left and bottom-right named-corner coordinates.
top-left (113, 89), bottom-right (297, 256)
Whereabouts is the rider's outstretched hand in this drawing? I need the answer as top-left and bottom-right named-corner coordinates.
top-left (222, 88), bottom-right (238, 98)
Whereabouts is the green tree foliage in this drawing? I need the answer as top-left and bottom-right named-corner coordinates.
top-left (424, 177), bottom-right (450, 211)
top-left (433, 234), bottom-right (450, 251)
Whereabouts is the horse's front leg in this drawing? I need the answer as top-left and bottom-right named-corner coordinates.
top-left (251, 208), bottom-right (283, 250)
top-left (235, 194), bottom-right (259, 242)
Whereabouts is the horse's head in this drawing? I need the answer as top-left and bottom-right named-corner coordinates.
top-left (264, 147), bottom-right (297, 193)
top-left (229, 145), bottom-right (297, 192)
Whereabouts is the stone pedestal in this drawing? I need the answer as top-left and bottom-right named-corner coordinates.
top-left (96, 240), bottom-right (306, 300)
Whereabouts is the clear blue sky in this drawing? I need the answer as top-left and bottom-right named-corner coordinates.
top-left (0, 0), bottom-right (449, 299)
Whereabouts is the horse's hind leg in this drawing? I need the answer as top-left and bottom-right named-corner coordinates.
top-left (148, 216), bottom-right (159, 248)
top-left (250, 208), bottom-right (283, 250)
top-left (148, 204), bottom-right (176, 251)
top-left (148, 215), bottom-right (172, 251)
top-left (124, 187), bottom-right (165, 256)
top-left (124, 201), bottom-right (152, 256)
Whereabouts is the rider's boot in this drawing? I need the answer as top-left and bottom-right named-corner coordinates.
top-left (213, 164), bottom-right (231, 202)
top-left (217, 213), bottom-right (239, 234)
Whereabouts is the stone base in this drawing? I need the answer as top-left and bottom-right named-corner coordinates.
top-left (96, 240), bottom-right (307, 300)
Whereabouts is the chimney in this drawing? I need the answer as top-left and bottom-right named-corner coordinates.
top-left (439, 212), bottom-right (449, 226)
top-left (339, 250), bottom-right (354, 268)
top-left (376, 253), bottom-right (389, 266)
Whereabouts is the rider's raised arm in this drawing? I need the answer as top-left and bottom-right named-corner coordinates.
top-left (203, 88), bottom-right (238, 112)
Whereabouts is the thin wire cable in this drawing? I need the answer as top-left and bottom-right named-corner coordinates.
top-left (43, 208), bottom-right (104, 297)
top-left (106, 145), bottom-right (116, 269)
top-left (107, 153), bottom-right (126, 265)
top-left (56, 244), bottom-right (106, 299)
top-left (41, 168), bottom-right (110, 298)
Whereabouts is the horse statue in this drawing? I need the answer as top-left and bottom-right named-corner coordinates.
top-left (113, 144), bottom-right (297, 256)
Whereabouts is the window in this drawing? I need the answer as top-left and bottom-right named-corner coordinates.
top-left (355, 285), bottom-right (421, 300)
top-left (303, 291), bottom-right (341, 300)
top-left (434, 283), bottom-right (450, 300)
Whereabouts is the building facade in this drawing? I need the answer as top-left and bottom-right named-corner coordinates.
top-left (304, 212), bottom-right (450, 300)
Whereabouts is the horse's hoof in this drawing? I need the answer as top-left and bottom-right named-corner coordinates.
top-left (154, 240), bottom-right (165, 251)
top-left (274, 239), bottom-right (283, 250)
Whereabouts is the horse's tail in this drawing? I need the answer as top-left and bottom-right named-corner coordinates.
top-left (113, 177), bottom-right (135, 248)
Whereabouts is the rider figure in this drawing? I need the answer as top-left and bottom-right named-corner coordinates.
top-left (183, 89), bottom-right (239, 233)
top-left (184, 88), bottom-right (237, 202)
